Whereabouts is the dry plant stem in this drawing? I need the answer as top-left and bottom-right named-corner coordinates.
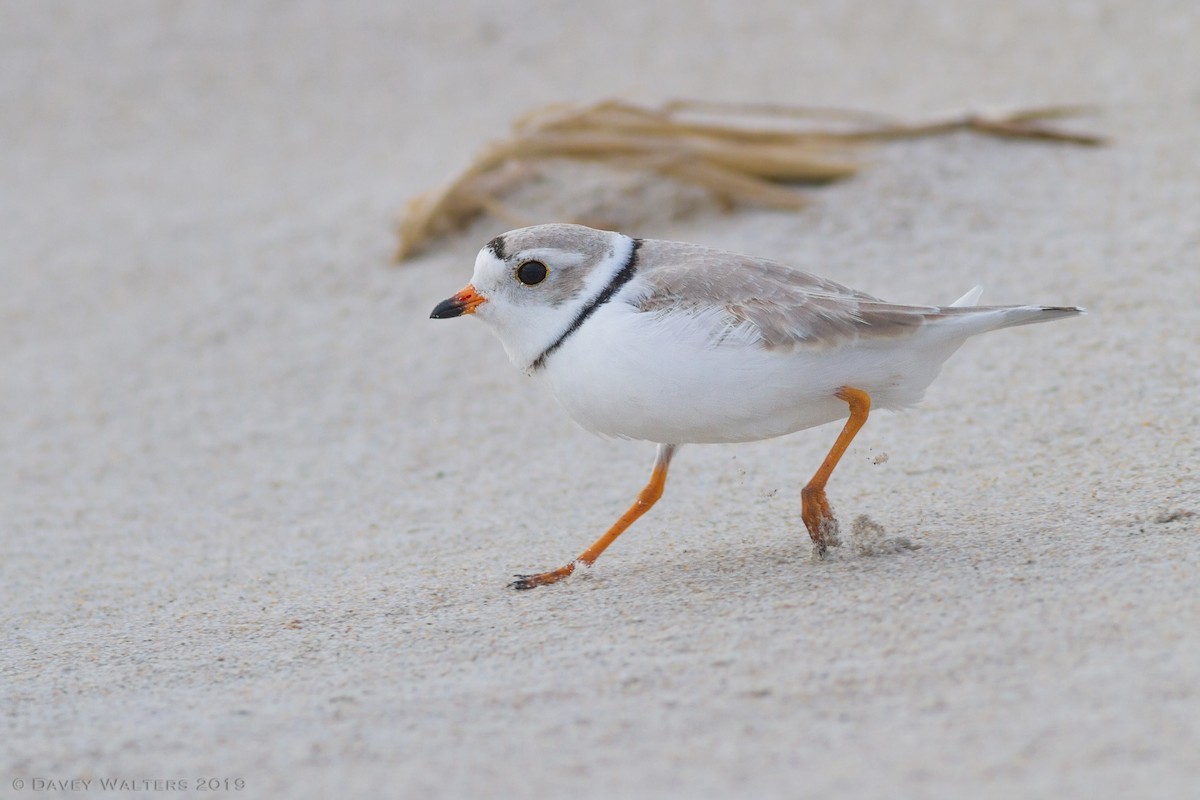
top-left (666, 98), bottom-right (1105, 145)
top-left (395, 99), bottom-right (1104, 261)
top-left (662, 98), bottom-right (901, 126)
top-left (834, 114), bottom-right (1106, 146)
top-left (395, 161), bottom-right (532, 260)
top-left (485, 131), bottom-right (855, 181)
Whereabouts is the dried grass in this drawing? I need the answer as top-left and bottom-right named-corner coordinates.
top-left (395, 99), bottom-right (1102, 262)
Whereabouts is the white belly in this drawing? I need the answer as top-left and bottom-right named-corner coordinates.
top-left (540, 304), bottom-right (963, 444)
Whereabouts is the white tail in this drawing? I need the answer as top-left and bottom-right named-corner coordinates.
top-left (990, 305), bottom-right (1085, 330)
top-left (937, 294), bottom-right (1084, 337)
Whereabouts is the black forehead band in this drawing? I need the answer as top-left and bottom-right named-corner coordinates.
top-left (487, 236), bottom-right (507, 261)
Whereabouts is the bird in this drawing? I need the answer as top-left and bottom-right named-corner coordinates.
top-left (429, 223), bottom-right (1082, 589)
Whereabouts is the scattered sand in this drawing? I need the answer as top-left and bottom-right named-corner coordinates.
top-left (851, 514), bottom-right (921, 557)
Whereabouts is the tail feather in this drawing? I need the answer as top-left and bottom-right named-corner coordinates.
top-left (939, 303), bottom-right (1085, 336)
top-left (950, 285), bottom-right (984, 307)
top-left (989, 305), bottom-right (1085, 330)
top-left (946, 286), bottom-right (1083, 331)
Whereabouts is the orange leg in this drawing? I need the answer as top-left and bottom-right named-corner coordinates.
top-left (802, 386), bottom-right (871, 557)
top-left (511, 444), bottom-right (677, 590)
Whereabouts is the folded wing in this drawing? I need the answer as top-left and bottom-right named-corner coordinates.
top-left (632, 241), bottom-right (950, 349)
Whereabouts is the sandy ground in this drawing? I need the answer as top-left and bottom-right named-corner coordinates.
top-left (3, 1), bottom-right (1198, 798)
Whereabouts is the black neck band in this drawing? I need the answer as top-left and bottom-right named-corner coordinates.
top-left (529, 239), bottom-right (642, 372)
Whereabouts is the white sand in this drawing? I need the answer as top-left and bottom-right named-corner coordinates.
top-left (3, 2), bottom-right (1198, 797)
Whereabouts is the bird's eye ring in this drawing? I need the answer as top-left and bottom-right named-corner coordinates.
top-left (516, 260), bottom-right (548, 286)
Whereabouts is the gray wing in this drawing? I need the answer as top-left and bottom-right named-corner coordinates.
top-left (632, 239), bottom-right (945, 349)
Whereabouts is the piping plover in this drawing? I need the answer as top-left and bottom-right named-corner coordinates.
top-left (430, 224), bottom-right (1082, 589)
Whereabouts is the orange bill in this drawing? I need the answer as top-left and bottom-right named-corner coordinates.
top-left (430, 284), bottom-right (486, 319)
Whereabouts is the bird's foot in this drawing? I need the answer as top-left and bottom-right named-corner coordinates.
top-left (509, 562), bottom-right (576, 590)
top-left (801, 487), bottom-right (841, 559)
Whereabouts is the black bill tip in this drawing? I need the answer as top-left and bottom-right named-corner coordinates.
top-left (430, 297), bottom-right (465, 319)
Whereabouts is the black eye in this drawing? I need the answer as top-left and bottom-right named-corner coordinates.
top-left (516, 260), bottom-right (548, 286)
